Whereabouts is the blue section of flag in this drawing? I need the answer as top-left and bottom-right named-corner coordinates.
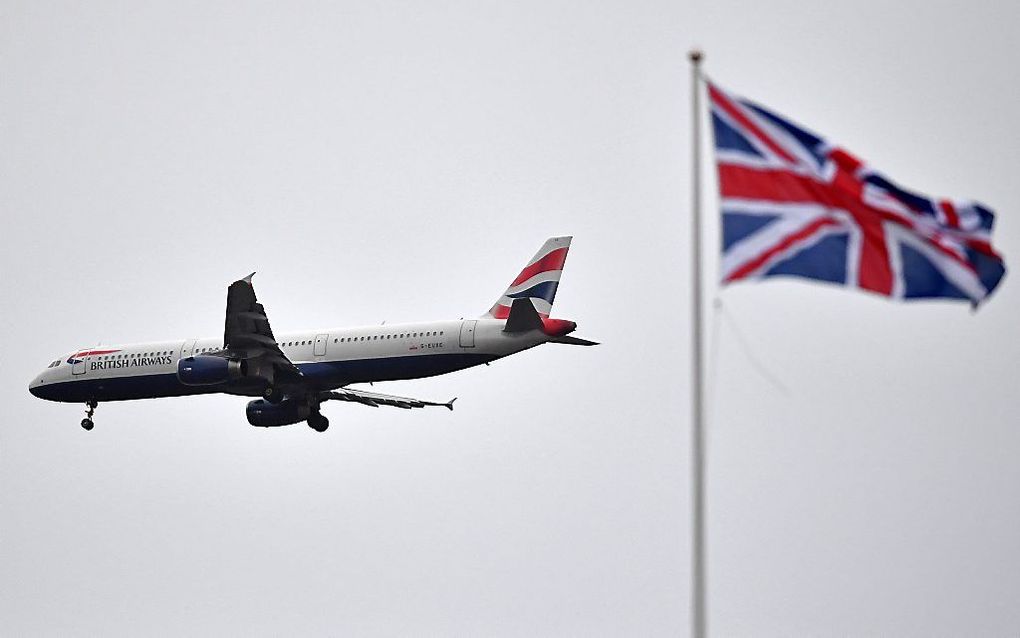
top-left (765, 234), bottom-right (849, 284)
top-left (712, 112), bottom-right (763, 157)
top-left (899, 244), bottom-right (969, 299)
top-left (967, 247), bottom-right (1007, 293)
top-left (744, 102), bottom-right (827, 169)
top-left (722, 212), bottom-right (779, 250)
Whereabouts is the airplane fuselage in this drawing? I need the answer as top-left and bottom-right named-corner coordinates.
top-left (29, 318), bottom-right (547, 404)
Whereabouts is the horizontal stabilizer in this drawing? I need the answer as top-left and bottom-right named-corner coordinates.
top-left (548, 335), bottom-right (599, 346)
top-left (503, 298), bottom-right (544, 333)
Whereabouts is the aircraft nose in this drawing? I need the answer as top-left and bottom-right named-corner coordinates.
top-left (29, 374), bottom-right (49, 399)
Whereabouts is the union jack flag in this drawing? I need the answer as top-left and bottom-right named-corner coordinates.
top-left (710, 81), bottom-right (1006, 304)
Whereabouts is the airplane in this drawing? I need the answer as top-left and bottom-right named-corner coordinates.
top-left (29, 237), bottom-right (596, 432)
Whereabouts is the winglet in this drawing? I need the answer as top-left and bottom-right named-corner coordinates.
top-left (242, 272), bottom-right (256, 284)
top-left (446, 398), bottom-right (457, 411)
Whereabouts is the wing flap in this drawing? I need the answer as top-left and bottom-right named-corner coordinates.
top-left (321, 388), bottom-right (456, 411)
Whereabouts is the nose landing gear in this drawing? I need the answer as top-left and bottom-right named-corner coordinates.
top-left (81, 399), bottom-right (98, 431)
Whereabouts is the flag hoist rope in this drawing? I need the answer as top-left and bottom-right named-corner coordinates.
top-left (688, 48), bottom-right (706, 638)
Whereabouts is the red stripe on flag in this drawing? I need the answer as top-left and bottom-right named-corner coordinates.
top-left (718, 164), bottom-right (841, 208)
top-left (939, 200), bottom-right (960, 229)
top-left (855, 220), bottom-right (894, 295)
top-left (709, 84), bottom-right (798, 165)
top-left (510, 247), bottom-right (569, 287)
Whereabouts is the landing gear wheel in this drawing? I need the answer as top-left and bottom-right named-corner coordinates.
top-left (82, 400), bottom-right (98, 430)
top-left (307, 414), bottom-right (329, 432)
top-left (263, 386), bottom-right (285, 404)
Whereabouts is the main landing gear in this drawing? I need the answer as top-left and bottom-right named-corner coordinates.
top-left (81, 399), bottom-right (98, 431)
top-left (307, 412), bottom-right (329, 433)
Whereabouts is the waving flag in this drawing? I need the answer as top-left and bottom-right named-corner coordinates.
top-left (710, 82), bottom-right (1005, 304)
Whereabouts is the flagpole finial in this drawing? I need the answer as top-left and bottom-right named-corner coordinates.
top-left (689, 49), bottom-right (703, 64)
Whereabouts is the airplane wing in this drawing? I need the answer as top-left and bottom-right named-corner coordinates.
top-left (320, 388), bottom-right (456, 411)
top-left (218, 273), bottom-right (302, 384)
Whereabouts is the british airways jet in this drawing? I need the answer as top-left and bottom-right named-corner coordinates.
top-left (29, 237), bottom-right (595, 432)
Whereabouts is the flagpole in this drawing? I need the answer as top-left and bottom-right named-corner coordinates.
top-left (688, 48), bottom-right (706, 638)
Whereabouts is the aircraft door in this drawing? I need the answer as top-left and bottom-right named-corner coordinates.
top-left (314, 334), bottom-right (328, 357)
top-left (459, 320), bottom-right (477, 348)
top-left (180, 340), bottom-right (197, 359)
top-left (71, 350), bottom-right (87, 376)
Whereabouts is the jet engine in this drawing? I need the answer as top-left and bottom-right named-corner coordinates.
top-left (177, 355), bottom-right (244, 386)
top-left (246, 398), bottom-right (310, 427)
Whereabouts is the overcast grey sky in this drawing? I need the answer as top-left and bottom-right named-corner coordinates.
top-left (2, 1), bottom-right (1019, 635)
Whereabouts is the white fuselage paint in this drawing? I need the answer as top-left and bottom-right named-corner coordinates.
top-left (29, 318), bottom-right (549, 403)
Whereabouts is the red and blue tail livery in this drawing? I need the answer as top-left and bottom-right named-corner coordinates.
top-left (709, 81), bottom-right (1006, 305)
top-left (486, 236), bottom-right (571, 319)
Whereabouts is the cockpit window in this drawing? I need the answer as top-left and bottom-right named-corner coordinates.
top-left (47, 360), bottom-right (60, 368)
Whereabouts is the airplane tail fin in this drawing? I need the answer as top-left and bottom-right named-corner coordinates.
top-left (485, 236), bottom-right (571, 319)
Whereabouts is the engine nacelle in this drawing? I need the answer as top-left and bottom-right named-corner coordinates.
top-left (246, 398), bottom-right (310, 427)
top-left (177, 355), bottom-right (243, 386)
